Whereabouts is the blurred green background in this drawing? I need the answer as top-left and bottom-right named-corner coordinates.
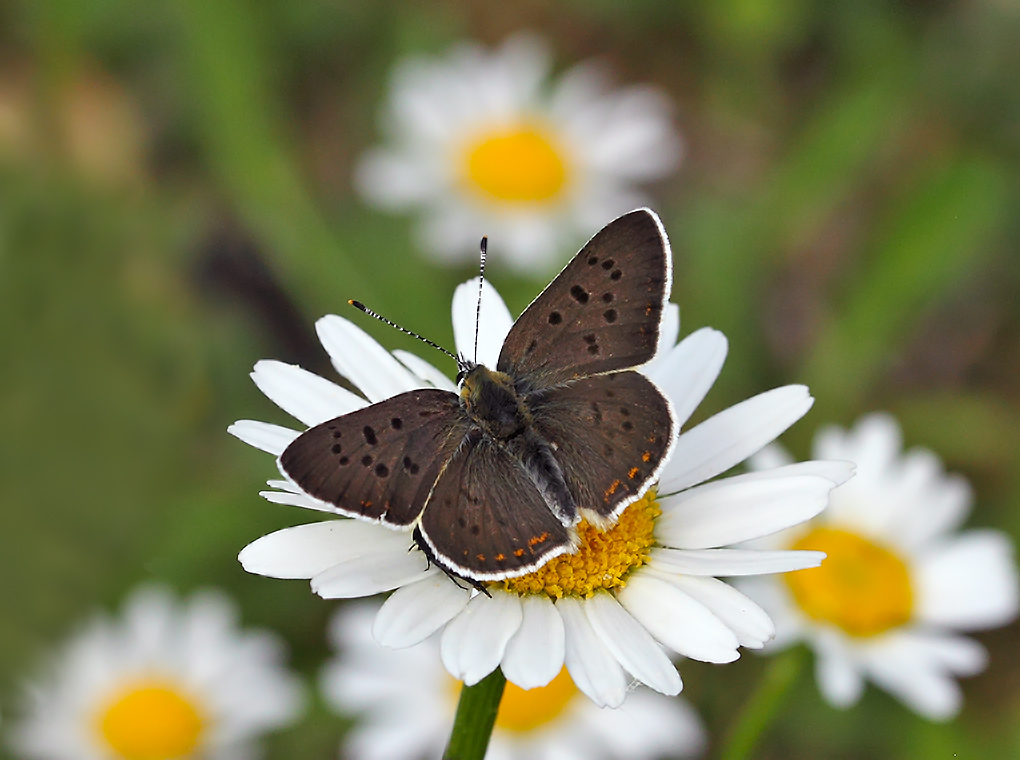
top-left (2, 0), bottom-right (1019, 758)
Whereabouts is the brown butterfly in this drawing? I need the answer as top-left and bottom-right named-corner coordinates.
top-left (280, 209), bottom-right (677, 581)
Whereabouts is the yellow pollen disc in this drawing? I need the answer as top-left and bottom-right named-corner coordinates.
top-left (495, 667), bottom-right (577, 732)
top-left (97, 681), bottom-right (204, 760)
top-left (785, 527), bottom-right (913, 638)
top-left (497, 494), bottom-right (660, 598)
top-left (463, 125), bottom-right (568, 203)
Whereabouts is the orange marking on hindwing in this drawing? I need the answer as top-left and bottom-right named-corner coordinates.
top-left (528, 532), bottom-right (550, 547)
top-left (641, 451), bottom-right (652, 462)
top-left (604, 479), bottom-right (622, 502)
top-left (628, 467), bottom-right (640, 479)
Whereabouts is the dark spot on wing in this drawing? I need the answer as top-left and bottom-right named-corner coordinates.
top-left (603, 308), bottom-right (617, 323)
top-left (526, 339), bottom-right (538, 354)
top-left (622, 420), bottom-right (633, 431)
top-left (361, 454), bottom-right (373, 466)
top-left (471, 525), bottom-right (481, 535)
top-left (570, 285), bottom-right (590, 304)
top-left (587, 344), bottom-right (599, 354)
top-left (601, 258), bottom-right (615, 270)
top-left (374, 463), bottom-right (390, 477)
top-left (584, 334), bottom-right (597, 344)
top-left (602, 292), bottom-right (613, 303)
top-left (332, 430), bottom-right (343, 439)
top-left (331, 443), bottom-right (342, 454)
top-left (390, 417), bottom-right (403, 430)
top-left (338, 456), bottom-right (349, 466)
top-left (610, 269), bottom-right (622, 281)
top-left (587, 255), bottom-right (598, 265)
top-left (363, 426), bottom-right (378, 445)
top-left (548, 311), bottom-right (562, 325)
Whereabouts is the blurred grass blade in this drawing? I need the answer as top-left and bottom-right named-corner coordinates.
top-left (180, 0), bottom-right (373, 309)
top-left (802, 154), bottom-right (1009, 414)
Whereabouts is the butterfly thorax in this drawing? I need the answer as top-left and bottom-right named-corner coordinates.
top-left (459, 364), bottom-right (533, 441)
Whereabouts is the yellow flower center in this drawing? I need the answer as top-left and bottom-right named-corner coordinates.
top-left (463, 125), bottom-right (568, 203)
top-left (496, 494), bottom-right (660, 598)
top-left (785, 527), bottom-right (913, 637)
top-left (495, 667), bottom-right (577, 732)
top-left (96, 681), bottom-right (204, 760)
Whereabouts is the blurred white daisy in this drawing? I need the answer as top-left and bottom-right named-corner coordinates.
top-left (355, 33), bottom-right (682, 271)
top-left (232, 260), bottom-right (848, 707)
top-left (739, 413), bottom-right (1019, 721)
top-left (9, 585), bottom-right (304, 760)
top-left (320, 603), bottom-right (705, 760)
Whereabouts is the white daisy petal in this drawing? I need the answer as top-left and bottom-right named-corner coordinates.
top-left (649, 547), bottom-right (825, 576)
top-left (662, 575), bottom-right (776, 649)
top-left (860, 631), bottom-right (983, 721)
top-left (916, 530), bottom-right (1020, 630)
top-left (557, 596), bottom-right (629, 708)
top-left (501, 594), bottom-right (565, 689)
top-left (311, 550), bottom-right (431, 599)
top-left (393, 350), bottom-right (458, 391)
top-left (373, 575), bottom-right (472, 649)
top-left (258, 488), bottom-right (339, 513)
top-left (584, 591), bottom-right (681, 696)
top-left (228, 420), bottom-right (299, 456)
top-left (441, 590), bottom-right (523, 685)
top-left (645, 328), bottom-right (727, 428)
top-left (812, 630), bottom-right (865, 708)
top-left (656, 473), bottom-right (834, 549)
top-left (315, 315), bottom-right (422, 401)
top-left (354, 148), bottom-right (438, 209)
top-left (451, 279), bottom-right (514, 367)
top-left (748, 459), bottom-right (856, 487)
top-left (656, 303), bottom-right (680, 358)
top-left (238, 521), bottom-right (412, 579)
top-left (659, 385), bottom-right (814, 494)
top-left (251, 360), bottom-right (366, 426)
top-left (617, 573), bottom-right (739, 663)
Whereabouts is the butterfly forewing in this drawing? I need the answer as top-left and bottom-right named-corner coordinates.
top-left (497, 209), bottom-right (671, 386)
top-left (527, 371), bottom-right (675, 520)
top-left (280, 389), bottom-right (469, 526)
top-left (419, 431), bottom-right (573, 579)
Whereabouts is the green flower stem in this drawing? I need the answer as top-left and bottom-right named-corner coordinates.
top-left (444, 668), bottom-right (507, 760)
top-left (719, 649), bottom-right (805, 760)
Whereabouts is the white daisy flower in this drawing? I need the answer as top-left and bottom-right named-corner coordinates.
top-left (320, 602), bottom-right (706, 760)
top-left (233, 274), bottom-right (849, 708)
top-left (739, 413), bottom-right (1020, 721)
top-left (355, 33), bottom-right (682, 271)
top-left (9, 585), bottom-right (305, 760)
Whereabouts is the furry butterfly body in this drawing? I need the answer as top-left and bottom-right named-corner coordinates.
top-left (280, 208), bottom-right (677, 580)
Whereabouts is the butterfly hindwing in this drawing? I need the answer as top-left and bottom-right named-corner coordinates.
top-left (527, 371), bottom-right (675, 520)
top-left (497, 209), bottom-right (671, 386)
top-left (280, 389), bottom-right (469, 526)
top-left (418, 431), bottom-right (574, 579)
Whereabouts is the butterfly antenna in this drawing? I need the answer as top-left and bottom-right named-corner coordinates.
top-left (473, 236), bottom-right (487, 364)
top-left (348, 300), bottom-right (458, 363)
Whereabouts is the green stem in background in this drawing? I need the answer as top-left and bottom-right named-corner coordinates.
top-left (444, 668), bottom-right (507, 760)
top-left (719, 648), bottom-right (805, 760)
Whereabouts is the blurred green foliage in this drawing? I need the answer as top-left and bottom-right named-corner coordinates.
top-left (2, 0), bottom-right (1019, 758)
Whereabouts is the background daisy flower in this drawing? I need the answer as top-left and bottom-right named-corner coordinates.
top-left (233, 267), bottom-right (847, 707)
top-left (9, 585), bottom-right (305, 760)
top-left (320, 603), bottom-right (706, 760)
top-left (739, 413), bottom-right (1020, 721)
top-left (355, 33), bottom-right (682, 270)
